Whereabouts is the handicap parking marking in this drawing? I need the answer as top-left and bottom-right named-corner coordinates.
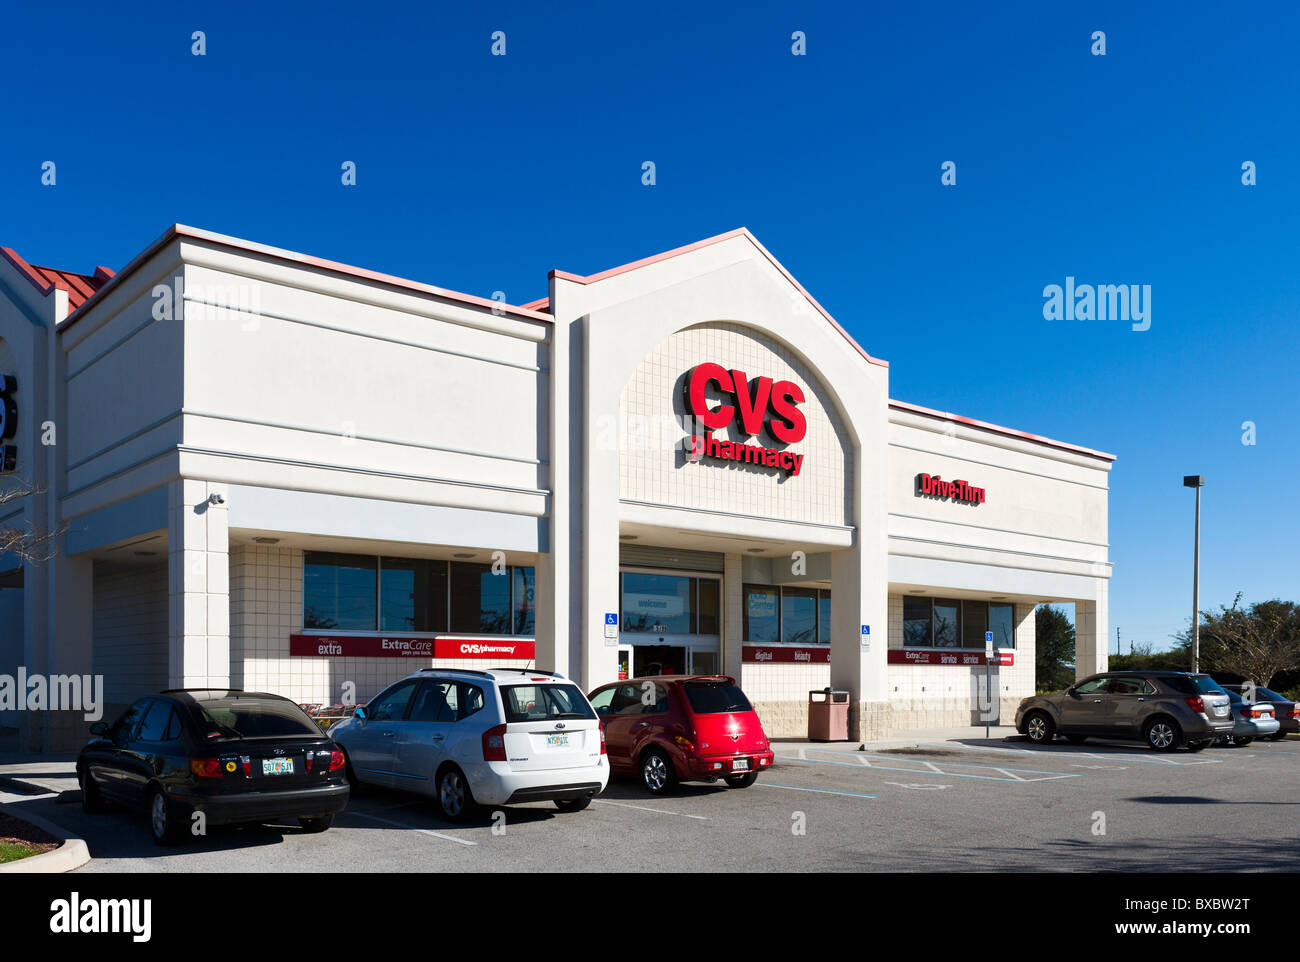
top-left (342, 809), bottom-right (477, 845)
top-left (776, 751), bottom-right (1083, 783)
top-left (753, 782), bottom-right (880, 799)
top-left (592, 799), bottom-right (708, 820)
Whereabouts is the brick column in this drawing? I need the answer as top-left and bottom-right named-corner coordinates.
top-left (168, 480), bottom-right (230, 689)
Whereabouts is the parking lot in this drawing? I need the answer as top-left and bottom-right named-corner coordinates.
top-left (3, 733), bottom-right (1298, 873)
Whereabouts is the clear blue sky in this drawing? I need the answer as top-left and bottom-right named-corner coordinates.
top-left (3, 1), bottom-right (1296, 653)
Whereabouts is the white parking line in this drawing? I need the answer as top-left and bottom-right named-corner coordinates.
top-left (593, 799), bottom-right (708, 820)
top-left (754, 782), bottom-right (880, 799)
top-left (345, 810), bottom-right (477, 845)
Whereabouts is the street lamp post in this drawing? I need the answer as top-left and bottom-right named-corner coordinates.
top-left (1183, 476), bottom-right (1205, 672)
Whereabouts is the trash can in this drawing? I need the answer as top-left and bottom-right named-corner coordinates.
top-left (808, 688), bottom-right (850, 741)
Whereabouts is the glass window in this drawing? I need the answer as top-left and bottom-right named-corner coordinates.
top-left (932, 599), bottom-right (960, 648)
top-left (682, 681), bottom-right (752, 714)
top-left (782, 587), bottom-right (818, 644)
top-left (499, 684), bottom-right (596, 722)
top-left (409, 681), bottom-right (458, 722)
top-left (304, 552), bottom-right (377, 630)
top-left (692, 649), bottom-right (718, 674)
top-left (818, 591), bottom-right (832, 643)
top-left (163, 709), bottom-right (184, 741)
top-left (450, 563), bottom-right (512, 634)
top-left (962, 600), bottom-right (988, 649)
top-left (459, 684), bottom-right (485, 720)
top-left (512, 567), bottom-right (535, 635)
top-left (136, 701), bottom-right (171, 742)
top-left (112, 700), bottom-right (149, 742)
top-left (612, 682), bottom-right (668, 715)
top-left (379, 558), bottom-right (448, 633)
top-left (622, 573), bottom-right (695, 634)
top-left (989, 603), bottom-right (1015, 649)
top-left (697, 579), bottom-right (720, 635)
top-left (190, 696), bottom-right (322, 737)
top-left (588, 686), bottom-right (617, 715)
top-left (743, 584), bottom-right (780, 642)
top-left (1074, 677), bottom-right (1108, 695)
top-left (365, 681), bottom-right (419, 722)
top-left (903, 597), bottom-right (932, 646)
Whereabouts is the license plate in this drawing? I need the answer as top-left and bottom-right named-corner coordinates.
top-left (733, 758), bottom-right (750, 771)
top-left (545, 734), bottom-right (569, 748)
top-left (1214, 705), bottom-right (1228, 716)
top-left (262, 758), bottom-right (294, 775)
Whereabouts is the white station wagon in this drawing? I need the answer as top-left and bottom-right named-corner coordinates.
top-left (330, 668), bottom-right (609, 821)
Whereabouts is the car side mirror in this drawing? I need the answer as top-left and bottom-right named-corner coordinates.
top-left (89, 721), bottom-right (109, 736)
top-left (353, 707), bottom-right (367, 721)
top-left (1066, 688), bottom-right (1079, 698)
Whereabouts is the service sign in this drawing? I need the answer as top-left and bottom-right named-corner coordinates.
top-left (888, 649), bottom-right (1013, 666)
top-left (682, 363), bottom-right (806, 476)
top-left (290, 635), bottom-right (536, 659)
top-left (916, 473), bottom-right (986, 505)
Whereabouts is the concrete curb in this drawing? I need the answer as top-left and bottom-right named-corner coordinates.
top-left (0, 803), bottom-right (91, 874)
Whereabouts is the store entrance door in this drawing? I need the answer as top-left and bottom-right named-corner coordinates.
top-left (632, 644), bottom-right (689, 677)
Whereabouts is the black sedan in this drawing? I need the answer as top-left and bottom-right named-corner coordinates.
top-left (77, 689), bottom-right (350, 845)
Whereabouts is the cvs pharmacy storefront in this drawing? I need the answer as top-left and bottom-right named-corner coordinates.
top-left (0, 226), bottom-right (1112, 749)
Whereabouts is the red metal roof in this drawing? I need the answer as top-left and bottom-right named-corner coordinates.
top-left (0, 246), bottom-right (114, 314)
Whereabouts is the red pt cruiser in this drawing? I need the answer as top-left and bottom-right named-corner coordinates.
top-left (587, 675), bottom-right (774, 794)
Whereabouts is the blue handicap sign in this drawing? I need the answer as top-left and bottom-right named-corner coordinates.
top-left (985, 631), bottom-right (993, 643)
top-left (861, 625), bottom-right (870, 635)
top-left (605, 613), bottom-right (618, 626)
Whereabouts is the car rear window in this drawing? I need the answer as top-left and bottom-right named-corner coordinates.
top-left (500, 684), bottom-right (596, 723)
top-left (682, 681), bottom-right (752, 715)
top-left (1159, 675), bottom-right (1227, 696)
top-left (191, 697), bottom-right (321, 739)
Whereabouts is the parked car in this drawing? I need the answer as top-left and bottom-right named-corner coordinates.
top-left (1015, 671), bottom-right (1233, 752)
top-left (587, 675), bottom-right (774, 794)
top-left (330, 668), bottom-right (608, 821)
top-left (77, 689), bottom-right (350, 845)
top-left (1214, 687), bottom-right (1280, 746)
top-left (1219, 684), bottom-right (1298, 740)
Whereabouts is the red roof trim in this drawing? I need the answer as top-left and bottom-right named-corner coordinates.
top-left (889, 399), bottom-right (1116, 462)
top-left (57, 224), bottom-right (553, 333)
top-left (1, 246), bottom-right (54, 295)
top-left (1, 246), bottom-right (107, 311)
top-left (548, 228), bottom-right (889, 369)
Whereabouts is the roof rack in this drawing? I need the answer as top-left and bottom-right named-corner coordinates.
top-left (486, 667), bottom-right (565, 678)
top-left (413, 668), bottom-right (491, 678)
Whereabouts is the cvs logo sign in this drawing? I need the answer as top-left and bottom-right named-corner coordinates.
top-left (682, 363), bottom-right (806, 443)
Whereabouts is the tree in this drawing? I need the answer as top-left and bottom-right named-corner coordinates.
top-left (1036, 604), bottom-right (1076, 691)
top-left (1195, 594), bottom-right (1300, 688)
top-left (1110, 641), bottom-right (1190, 672)
top-left (0, 477), bottom-right (63, 563)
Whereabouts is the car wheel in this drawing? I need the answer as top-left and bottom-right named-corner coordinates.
top-left (1185, 739), bottom-right (1211, 753)
top-left (149, 787), bottom-right (186, 846)
top-left (436, 766), bottom-right (477, 822)
top-left (80, 769), bottom-right (107, 814)
top-left (1232, 736), bottom-right (1253, 747)
top-left (1269, 732), bottom-right (1287, 741)
top-left (1143, 717), bottom-right (1183, 752)
top-left (299, 814), bottom-right (334, 832)
top-left (724, 772), bottom-right (758, 788)
top-left (640, 749), bottom-right (678, 795)
top-left (1064, 734), bottom-right (1088, 745)
top-left (339, 748), bottom-right (365, 792)
top-left (554, 797), bottom-right (592, 812)
top-left (1023, 711), bottom-right (1055, 744)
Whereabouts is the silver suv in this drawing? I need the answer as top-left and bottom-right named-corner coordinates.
top-left (1015, 672), bottom-right (1233, 752)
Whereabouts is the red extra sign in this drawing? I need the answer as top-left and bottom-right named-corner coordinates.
top-left (290, 635), bottom-right (536, 659)
top-left (742, 645), bottom-right (831, 664)
top-left (888, 649), bottom-right (1014, 667)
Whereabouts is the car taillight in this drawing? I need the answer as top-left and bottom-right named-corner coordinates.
top-left (600, 724), bottom-right (607, 755)
top-left (1185, 696), bottom-right (1205, 714)
top-left (190, 758), bottom-right (223, 778)
top-left (482, 723), bottom-right (507, 762)
top-left (305, 752), bottom-right (314, 773)
top-left (240, 755), bottom-right (251, 776)
top-left (673, 734), bottom-right (695, 753)
top-left (329, 750), bottom-right (345, 771)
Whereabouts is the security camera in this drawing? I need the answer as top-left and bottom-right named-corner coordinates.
top-left (207, 493), bottom-right (225, 505)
